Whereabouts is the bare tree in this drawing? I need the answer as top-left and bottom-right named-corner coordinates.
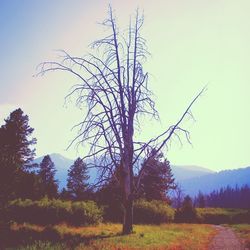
top-left (171, 183), bottom-right (185, 209)
top-left (37, 6), bottom-right (205, 234)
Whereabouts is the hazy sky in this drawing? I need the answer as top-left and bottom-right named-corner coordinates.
top-left (1, 0), bottom-right (250, 171)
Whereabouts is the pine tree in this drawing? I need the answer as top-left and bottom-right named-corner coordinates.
top-left (175, 195), bottom-right (197, 222)
top-left (59, 188), bottom-right (71, 200)
top-left (96, 176), bottom-right (123, 222)
top-left (0, 108), bottom-right (36, 203)
top-left (195, 191), bottom-right (206, 208)
top-left (38, 155), bottom-right (58, 198)
top-left (67, 158), bottom-right (90, 200)
top-left (138, 151), bottom-right (176, 201)
top-left (0, 108), bottom-right (36, 170)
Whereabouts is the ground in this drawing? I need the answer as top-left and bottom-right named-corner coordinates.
top-left (2, 223), bottom-right (250, 249)
top-left (228, 224), bottom-right (250, 249)
top-left (4, 223), bottom-right (215, 249)
top-left (209, 225), bottom-right (246, 250)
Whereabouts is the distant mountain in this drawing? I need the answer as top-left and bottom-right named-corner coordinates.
top-left (34, 154), bottom-right (250, 196)
top-left (171, 165), bottom-right (214, 181)
top-left (33, 153), bottom-right (98, 190)
top-left (34, 154), bottom-right (215, 190)
top-left (179, 167), bottom-right (250, 197)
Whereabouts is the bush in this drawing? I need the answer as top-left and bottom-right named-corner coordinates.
top-left (133, 199), bottom-right (174, 224)
top-left (196, 208), bottom-right (249, 224)
top-left (7, 198), bottom-right (103, 226)
top-left (232, 210), bottom-right (250, 224)
top-left (71, 201), bottom-right (103, 226)
top-left (101, 204), bottom-right (123, 223)
top-left (174, 196), bottom-right (197, 223)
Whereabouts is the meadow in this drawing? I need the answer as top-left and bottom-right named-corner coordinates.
top-left (1, 198), bottom-right (250, 249)
top-left (4, 223), bottom-right (216, 250)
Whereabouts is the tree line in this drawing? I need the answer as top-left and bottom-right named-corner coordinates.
top-left (0, 109), bottom-right (176, 211)
top-left (194, 185), bottom-right (250, 209)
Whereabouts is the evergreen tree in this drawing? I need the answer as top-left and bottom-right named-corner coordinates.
top-left (138, 151), bottom-right (176, 201)
top-left (59, 188), bottom-right (71, 200)
top-left (195, 191), bottom-right (206, 208)
top-left (205, 185), bottom-right (250, 209)
top-left (15, 171), bottom-right (41, 200)
top-left (67, 158), bottom-right (90, 200)
top-left (96, 176), bottom-right (123, 222)
top-left (175, 195), bottom-right (197, 223)
top-left (38, 155), bottom-right (58, 198)
top-left (0, 108), bottom-right (36, 170)
top-left (0, 108), bottom-right (36, 203)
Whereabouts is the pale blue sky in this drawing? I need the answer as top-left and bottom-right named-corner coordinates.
top-left (1, 0), bottom-right (250, 171)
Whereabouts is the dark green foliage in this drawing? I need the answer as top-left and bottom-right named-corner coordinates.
top-left (67, 158), bottom-right (90, 200)
top-left (195, 191), bottom-right (206, 208)
top-left (0, 108), bottom-right (36, 170)
top-left (38, 155), bottom-right (58, 198)
top-left (232, 210), bottom-right (250, 224)
top-left (133, 199), bottom-right (174, 224)
top-left (196, 208), bottom-right (250, 224)
top-left (0, 109), bottom-right (36, 204)
top-left (59, 188), bottom-right (71, 200)
top-left (175, 195), bottom-right (197, 223)
top-left (96, 178), bottom-right (123, 222)
top-left (138, 152), bottom-right (176, 201)
top-left (6, 198), bottom-right (103, 226)
top-left (15, 171), bottom-right (41, 200)
top-left (42, 226), bottom-right (62, 241)
top-left (204, 185), bottom-right (250, 209)
top-left (0, 226), bottom-right (65, 249)
top-left (97, 152), bottom-right (176, 222)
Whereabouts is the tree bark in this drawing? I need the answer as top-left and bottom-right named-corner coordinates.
top-left (123, 195), bottom-right (133, 234)
top-left (121, 157), bottom-right (134, 234)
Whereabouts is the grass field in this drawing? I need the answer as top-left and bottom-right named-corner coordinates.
top-left (197, 208), bottom-right (248, 216)
top-left (228, 224), bottom-right (250, 248)
top-left (4, 223), bottom-right (216, 250)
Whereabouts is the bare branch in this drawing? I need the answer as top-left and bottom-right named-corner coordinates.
top-left (37, 6), bottom-right (205, 234)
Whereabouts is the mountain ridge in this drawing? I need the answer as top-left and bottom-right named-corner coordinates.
top-left (33, 153), bottom-right (249, 195)
top-left (179, 166), bottom-right (250, 196)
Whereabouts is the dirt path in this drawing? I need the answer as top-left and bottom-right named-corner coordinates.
top-left (209, 225), bottom-right (247, 250)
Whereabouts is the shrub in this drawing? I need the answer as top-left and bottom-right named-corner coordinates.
top-left (71, 201), bottom-right (103, 226)
top-left (133, 199), bottom-right (174, 224)
top-left (102, 204), bottom-right (123, 223)
top-left (231, 209), bottom-right (250, 224)
top-left (196, 208), bottom-right (249, 224)
top-left (175, 196), bottom-right (197, 223)
top-left (7, 198), bottom-right (103, 226)
top-left (41, 226), bottom-right (61, 241)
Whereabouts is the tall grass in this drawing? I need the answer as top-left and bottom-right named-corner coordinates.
top-left (4, 223), bottom-right (216, 250)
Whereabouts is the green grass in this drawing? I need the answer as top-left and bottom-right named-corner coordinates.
top-left (6, 223), bottom-right (216, 250)
top-left (228, 224), bottom-right (250, 248)
top-left (196, 208), bottom-right (249, 224)
top-left (197, 208), bottom-right (248, 216)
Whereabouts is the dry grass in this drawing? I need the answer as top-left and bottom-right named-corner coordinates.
top-left (8, 223), bottom-right (216, 250)
top-left (228, 224), bottom-right (250, 248)
top-left (11, 222), bottom-right (44, 232)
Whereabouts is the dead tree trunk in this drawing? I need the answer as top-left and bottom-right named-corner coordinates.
top-left (37, 6), bottom-right (205, 234)
top-left (123, 193), bottom-right (133, 234)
